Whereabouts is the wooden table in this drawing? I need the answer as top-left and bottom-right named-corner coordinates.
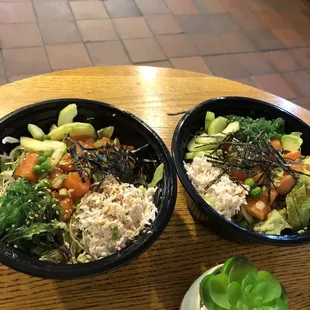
top-left (0, 66), bottom-right (308, 310)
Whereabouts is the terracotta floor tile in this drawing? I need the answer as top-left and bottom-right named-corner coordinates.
top-left (235, 52), bottom-right (273, 75)
top-left (203, 54), bottom-right (247, 78)
top-left (0, 2), bottom-right (36, 23)
top-left (294, 25), bottom-right (310, 45)
top-left (157, 34), bottom-right (198, 58)
top-left (165, 0), bottom-right (199, 15)
top-left (233, 77), bottom-right (255, 87)
top-left (272, 28), bottom-right (306, 48)
top-left (290, 48), bottom-right (310, 69)
top-left (263, 50), bottom-right (300, 73)
top-left (104, 0), bottom-right (141, 18)
top-left (206, 13), bottom-right (240, 34)
top-left (145, 14), bottom-right (182, 35)
top-left (251, 74), bottom-right (296, 99)
top-left (175, 14), bottom-right (214, 34)
top-left (123, 38), bottom-right (166, 63)
top-left (232, 12), bottom-right (264, 31)
top-left (268, 0), bottom-right (299, 12)
top-left (282, 71), bottom-right (310, 97)
top-left (0, 24), bottom-right (42, 49)
top-left (220, 32), bottom-right (256, 53)
top-left (33, 1), bottom-right (73, 21)
top-left (190, 34), bottom-right (229, 55)
top-left (0, 53), bottom-right (6, 85)
top-left (46, 43), bottom-right (91, 71)
top-left (192, 0), bottom-right (226, 13)
top-left (255, 10), bottom-right (290, 29)
top-left (134, 0), bottom-right (170, 15)
top-left (170, 56), bottom-right (212, 74)
top-left (3, 47), bottom-right (50, 76)
top-left (8, 74), bottom-right (34, 83)
top-left (246, 29), bottom-right (284, 51)
top-left (138, 60), bottom-right (172, 68)
top-left (219, 0), bottom-right (251, 15)
top-left (77, 20), bottom-right (119, 42)
top-left (282, 11), bottom-right (310, 28)
top-left (39, 21), bottom-right (81, 45)
top-left (113, 17), bottom-right (153, 39)
top-left (86, 41), bottom-right (131, 66)
top-left (245, 0), bottom-right (272, 12)
top-left (70, 1), bottom-right (109, 20)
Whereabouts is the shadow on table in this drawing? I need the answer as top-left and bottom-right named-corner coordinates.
top-left (51, 207), bottom-right (213, 310)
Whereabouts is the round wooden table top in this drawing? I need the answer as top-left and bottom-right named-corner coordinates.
top-left (0, 66), bottom-right (309, 310)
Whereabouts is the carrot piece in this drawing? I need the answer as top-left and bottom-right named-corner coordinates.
top-left (59, 153), bottom-right (76, 172)
top-left (284, 151), bottom-right (301, 160)
top-left (49, 167), bottom-right (66, 189)
top-left (60, 197), bottom-right (74, 221)
top-left (15, 153), bottom-right (39, 183)
top-left (270, 139), bottom-right (282, 152)
top-left (276, 173), bottom-right (296, 195)
top-left (64, 172), bottom-right (90, 200)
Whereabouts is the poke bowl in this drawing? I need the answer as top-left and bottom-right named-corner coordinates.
top-left (172, 96), bottom-right (310, 245)
top-left (0, 98), bottom-right (177, 279)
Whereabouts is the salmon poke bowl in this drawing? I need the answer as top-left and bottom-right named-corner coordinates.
top-left (0, 98), bottom-right (177, 278)
top-left (172, 96), bottom-right (310, 245)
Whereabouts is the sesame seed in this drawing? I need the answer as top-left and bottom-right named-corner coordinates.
top-left (34, 214), bottom-right (39, 218)
top-left (13, 245), bottom-right (18, 248)
top-left (27, 199), bottom-right (32, 203)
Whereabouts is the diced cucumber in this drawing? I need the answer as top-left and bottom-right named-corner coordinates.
top-left (49, 124), bottom-right (58, 132)
top-left (97, 126), bottom-right (114, 139)
top-left (27, 124), bottom-right (45, 140)
top-left (187, 136), bottom-right (219, 152)
top-left (205, 111), bottom-right (215, 132)
top-left (185, 151), bottom-right (205, 160)
top-left (57, 104), bottom-right (78, 127)
top-left (281, 134), bottom-right (303, 152)
top-left (49, 122), bottom-right (96, 141)
top-left (113, 137), bottom-right (120, 146)
top-left (149, 163), bottom-right (164, 188)
top-left (20, 137), bottom-right (67, 169)
top-left (208, 116), bottom-right (229, 135)
top-left (222, 121), bottom-right (240, 134)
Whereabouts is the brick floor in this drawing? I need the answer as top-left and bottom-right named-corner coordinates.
top-left (0, 0), bottom-right (309, 109)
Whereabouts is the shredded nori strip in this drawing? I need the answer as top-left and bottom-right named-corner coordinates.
top-left (65, 135), bottom-right (149, 187)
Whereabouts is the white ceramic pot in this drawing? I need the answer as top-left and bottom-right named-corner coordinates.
top-left (180, 264), bottom-right (223, 310)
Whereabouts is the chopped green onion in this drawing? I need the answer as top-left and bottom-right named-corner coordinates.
top-left (33, 165), bottom-right (42, 174)
top-left (43, 151), bottom-right (53, 157)
top-left (37, 155), bottom-right (47, 164)
top-left (42, 134), bottom-right (51, 141)
top-left (112, 226), bottom-right (118, 240)
top-left (41, 161), bottom-right (51, 172)
top-left (251, 187), bottom-right (262, 199)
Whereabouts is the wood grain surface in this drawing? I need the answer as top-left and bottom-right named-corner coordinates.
top-left (0, 66), bottom-right (308, 310)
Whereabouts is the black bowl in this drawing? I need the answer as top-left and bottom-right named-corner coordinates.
top-left (0, 98), bottom-right (177, 279)
top-left (172, 96), bottom-right (310, 246)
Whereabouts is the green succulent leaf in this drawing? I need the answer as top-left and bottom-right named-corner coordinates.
top-left (200, 274), bottom-right (216, 309)
top-left (236, 300), bottom-right (249, 310)
top-left (256, 271), bottom-right (282, 299)
top-left (222, 255), bottom-right (249, 276)
top-left (242, 284), bottom-right (254, 306)
top-left (209, 273), bottom-right (231, 309)
top-left (275, 298), bottom-right (289, 310)
top-left (241, 274), bottom-right (256, 291)
top-left (229, 259), bottom-right (258, 284)
top-left (250, 282), bottom-right (270, 304)
top-left (227, 281), bottom-right (242, 307)
top-left (281, 287), bottom-right (288, 304)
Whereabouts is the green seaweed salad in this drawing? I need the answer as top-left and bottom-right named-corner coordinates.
top-left (0, 104), bottom-right (164, 263)
top-left (185, 111), bottom-right (310, 236)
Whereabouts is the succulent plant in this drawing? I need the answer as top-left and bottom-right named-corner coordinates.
top-left (199, 256), bottom-right (288, 310)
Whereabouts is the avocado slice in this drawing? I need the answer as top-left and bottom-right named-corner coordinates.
top-left (280, 134), bottom-right (303, 152)
top-left (291, 184), bottom-right (310, 228)
top-left (300, 156), bottom-right (310, 185)
top-left (204, 111), bottom-right (215, 132)
top-left (208, 116), bottom-right (228, 135)
top-left (49, 122), bottom-right (96, 141)
top-left (222, 121), bottom-right (240, 135)
top-left (286, 194), bottom-right (303, 231)
top-left (20, 137), bottom-right (67, 169)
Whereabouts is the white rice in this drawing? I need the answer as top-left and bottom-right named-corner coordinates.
top-left (185, 156), bottom-right (249, 220)
top-left (74, 176), bottom-right (157, 260)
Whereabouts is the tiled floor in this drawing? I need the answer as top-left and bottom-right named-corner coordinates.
top-left (0, 0), bottom-right (309, 108)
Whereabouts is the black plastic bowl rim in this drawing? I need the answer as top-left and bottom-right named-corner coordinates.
top-left (172, 96), bottom-right (310, 246)
top-left (0, 98), bottom-right (177, 279)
